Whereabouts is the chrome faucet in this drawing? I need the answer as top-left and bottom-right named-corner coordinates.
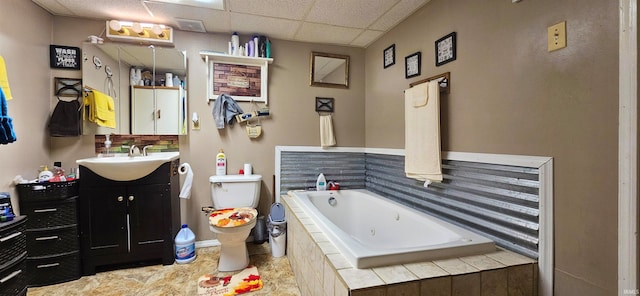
top-left (128, 145), bottom-right (141, 156)
top-left (142, 145), bottom-right (154, 156)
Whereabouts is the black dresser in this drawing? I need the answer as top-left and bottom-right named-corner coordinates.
top-left (0, 215), bottom-right (27, 296)
top-left (17, 180), bottom-right (81, 287)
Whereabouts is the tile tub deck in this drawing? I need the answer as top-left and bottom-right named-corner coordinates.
top-left (282, 194), bottom-right (538, 296)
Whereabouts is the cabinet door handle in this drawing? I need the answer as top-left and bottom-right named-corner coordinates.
top-left (117, 196), bottom-right (124, 202)
top-left (35, 235), bottom-right (59, 241)
top-left (33, 208), bottom-right (57, 213)
top-left (37, 263), bottom-right (60, 269)
top-left (0, 231), bottom-right (21, 242)
top-left (129, 195), bottom-right (135, 201)
top-left (0, 270), bottom-right (21, 283)
top-left (157, 109), bottom-right (161, 119)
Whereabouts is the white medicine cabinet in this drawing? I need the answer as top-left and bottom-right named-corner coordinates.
top-left (131, 86), bottom-right (186, 135)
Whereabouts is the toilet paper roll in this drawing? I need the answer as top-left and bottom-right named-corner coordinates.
top-left (179, 163), bottom-right (193, 199)
top-left (165, 73), bottom-right (173, 87)
top-left (243, 163), bottom-right (252, 176)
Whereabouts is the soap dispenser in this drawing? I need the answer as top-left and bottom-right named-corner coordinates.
top-left (316, 173), bottom-right (327, 191)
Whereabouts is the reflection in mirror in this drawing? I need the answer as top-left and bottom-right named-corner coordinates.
top-left (82, 43), bottom-right (187, 135)
top-left (310, 52), bottom-right (349, 89)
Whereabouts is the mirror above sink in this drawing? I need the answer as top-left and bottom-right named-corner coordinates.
top-left (82, 43), bottom-right (187, 135)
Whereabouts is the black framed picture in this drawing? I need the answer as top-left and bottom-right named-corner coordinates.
top-left (405, 52), bottom-right (421, 79)
top-left (49, 45), bottom-right (81, 70)
top-left (383, 44), bottom-right (395, 68)
top-left (435, 32), bottom-right (457, 66)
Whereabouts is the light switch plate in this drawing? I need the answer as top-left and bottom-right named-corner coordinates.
top-left (548, 21), bottom-right (567, 52)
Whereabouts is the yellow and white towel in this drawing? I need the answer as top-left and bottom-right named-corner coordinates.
top-left (404, 80), bottom-right (442, 185)
top-left (84, 88), bottom-right (116, 128)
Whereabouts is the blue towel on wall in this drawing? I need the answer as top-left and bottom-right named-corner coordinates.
top-left (0, 87), bottom-right (16, 144)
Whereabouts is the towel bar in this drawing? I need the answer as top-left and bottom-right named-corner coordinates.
top-left (407, 72), bottom-right (450, 94)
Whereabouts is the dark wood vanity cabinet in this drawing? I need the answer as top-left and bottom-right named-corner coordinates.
top-left (78, 160), bottom-right (180, 275)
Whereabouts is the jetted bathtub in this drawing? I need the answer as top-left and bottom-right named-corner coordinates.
top-left (290, 189), bottom-right (496, 268)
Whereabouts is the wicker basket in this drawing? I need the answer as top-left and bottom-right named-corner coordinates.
top-left (16, 180), bottom-right (78, 202)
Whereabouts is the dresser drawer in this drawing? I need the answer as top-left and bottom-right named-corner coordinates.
top-left (26, 251), bottom-right (80, 287)
top-left (26, 226), bottom-right (78, 257)
top-left (21, 198), bottom-right (77, 229)
top-left (0, 253), bottom-right (27, 296)
top-left (16, 180), bottom-right (78, 202)
top-left (0, 219), bottom-right (26, 268)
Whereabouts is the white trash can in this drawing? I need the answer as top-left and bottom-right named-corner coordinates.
top-left (268, 203), bottom-right (286, 257)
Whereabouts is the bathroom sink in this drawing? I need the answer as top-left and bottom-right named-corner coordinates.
top-left (76, 151), bottom-right (179, 181)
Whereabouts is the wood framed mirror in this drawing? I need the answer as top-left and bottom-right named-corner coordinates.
top-left (310, 52), bottom-right (349, 89)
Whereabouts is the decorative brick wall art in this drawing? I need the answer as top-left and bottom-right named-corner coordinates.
top-left (213, 63), bottom-right (261, 98)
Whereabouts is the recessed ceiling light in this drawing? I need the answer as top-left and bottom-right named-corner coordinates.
top-left (144, 0), bottom-right (224, 10)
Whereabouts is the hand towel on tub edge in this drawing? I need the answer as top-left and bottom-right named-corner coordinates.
top-left (404, 80), bottom-right (442, 183)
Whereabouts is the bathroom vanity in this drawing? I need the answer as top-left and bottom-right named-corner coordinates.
top-left (78, 159), bottom-right (180, 275)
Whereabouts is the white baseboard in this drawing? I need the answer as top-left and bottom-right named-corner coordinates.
top-left (195, 239), bottom-right (220, 248)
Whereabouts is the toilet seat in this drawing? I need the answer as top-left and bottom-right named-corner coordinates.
top-left (209, 207), bottom-right (257, 228)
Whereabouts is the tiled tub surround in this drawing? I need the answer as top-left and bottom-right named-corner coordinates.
top-left (282, 193), bottom-right (538, 296)
top-left (275, 146), bottom-right (553, 295)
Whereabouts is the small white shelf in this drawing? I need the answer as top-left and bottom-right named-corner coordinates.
top-left (200, 50), bottom-right (273, 105)
top-left (199, 50), bottom-right (273, 65)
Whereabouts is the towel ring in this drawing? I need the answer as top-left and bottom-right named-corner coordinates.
top-left (55, 85), bottom-right (81, 101)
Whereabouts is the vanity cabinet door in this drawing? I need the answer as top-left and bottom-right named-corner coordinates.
top-left (126, 184), bottom-right (170, 253)
top-left (83, 186), bottom-right (128, 256)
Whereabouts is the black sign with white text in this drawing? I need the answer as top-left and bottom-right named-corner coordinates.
top-left (49, 45), bottom-right (81, 70)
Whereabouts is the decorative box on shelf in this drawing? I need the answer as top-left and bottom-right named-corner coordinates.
top-left (199, 51), bottom-right (273, 105)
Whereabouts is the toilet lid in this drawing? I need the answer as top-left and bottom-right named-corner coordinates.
top-left (209, 207), bottom-right (257, 228)
top-left (270, 203), bottom-right (285, 222)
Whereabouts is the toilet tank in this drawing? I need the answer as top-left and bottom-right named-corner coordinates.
top-left (209, 175), bottom-right (262, 209)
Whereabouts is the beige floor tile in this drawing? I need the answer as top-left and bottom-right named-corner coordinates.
top-left (27, 243), bottom-right (300, 296)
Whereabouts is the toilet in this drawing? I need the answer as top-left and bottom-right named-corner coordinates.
top-left (208, 174), bottom-right (262, 271)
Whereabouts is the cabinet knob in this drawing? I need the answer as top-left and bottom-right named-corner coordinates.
top-left (129, 195), bottom-right (135, 201)
top-left (117, 196), bottom-right (123, 202)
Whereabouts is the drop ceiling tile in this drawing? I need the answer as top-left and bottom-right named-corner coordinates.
top-left (370, 0), bottom-right (430, 31)
top-left (294, 22), bottom-right (362, 45)
top-left (228, 0), bottom-right (313, 20)
top-left (230, 13), bottom-right (300, 40)
top-left (55, 0), bottom-right (149, 21)
top-left (145, 2), bottom-right (231, 32)
top-left (31, 0), bottom-right (74, 15)
top-left (350, 30), bottom-right (385, 48)
top-left (306, 0), bottom-right (397, 29)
